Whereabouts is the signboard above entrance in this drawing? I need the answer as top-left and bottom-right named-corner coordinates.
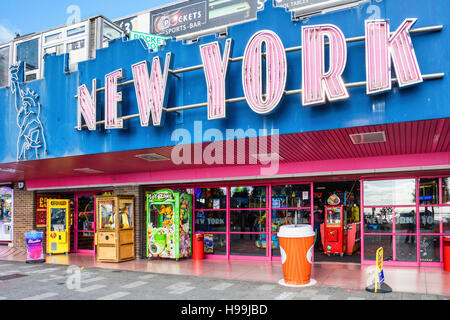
top-left (75, 18), bottom-right (444, 131)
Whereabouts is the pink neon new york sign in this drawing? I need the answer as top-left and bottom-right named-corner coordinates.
top-left (76, 18), bottom-right (424, 131)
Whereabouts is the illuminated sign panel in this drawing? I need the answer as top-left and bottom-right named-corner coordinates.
top-left (76, 18), bottom-right (438, 131)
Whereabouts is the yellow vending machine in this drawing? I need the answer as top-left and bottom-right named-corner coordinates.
top-left (96, 196), bottom-right (135, 262)
top-left (46, 199), bottom-right (70, 255)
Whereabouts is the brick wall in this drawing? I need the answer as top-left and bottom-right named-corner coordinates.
top-left (112, 185), bottom-right (145, 258)
top-left (12, 183), bottom-right (35, 251)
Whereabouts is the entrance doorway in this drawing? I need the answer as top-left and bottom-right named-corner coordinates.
top-left (74, 193), bottom-right (96, 252)
top-left (313, 180), bottom-right (361, 263)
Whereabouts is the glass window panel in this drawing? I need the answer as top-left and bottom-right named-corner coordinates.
top-left (45, 32), bottom-right (62, 43)
top-left (67, 26), bottom-right (85, 37)
top-left (396, 235), bottom-right (417, 262)
top-left (203, 233), bottom-right (226, 255)
top-left (230, 186), bottom-right (267, 209)
top-left (363, 179), bottom-right (416, 206)
top-left (98, 201), bottom-right (115, 229)
top-left (25, 73), bottom-right (37, 81)
top-left (44, 44), bottom-right (64, 56)
top-left (50, 208), bottom-right (67, 231)
top-left (271, 184), bottom-right (311, 208)
top-left (363, 235), bottom-right (393, 261)
top-left (420, 235), bottom-right (440, 262)
top-left (230, 234), bottom-right (267, 256)
top-left (272, 209), bottom-right (311, 233)
top-left (442, 207), bottom-right (450, 234)
top-left (103, 21), bottom-right (122, 47)
top-left (270, 234), bottom-right (282, 256)
top-left (419, 207), bottom-right (440, 233)
top-left (419, 178), bottom-right (439, 205)
top-left (364, 207), bottom-right (393, 233)
top-left (119, 202), bottom-right (133, 229)
top-left (16, 38), bottom-right (39, 71)
top-left (230, 210), bottom-right (266, 232)
top-left (194, 188), bottom-right (227, 209)
top-left (77, 233), bottom-right (94, 250)
top-left (77, 211), bottom-right (94, 231)
top-left (78, 195), bottom-right (94, 212)
top-left (0, 46), bottom-right (9, 87)
top-left (443, 178), bottom-right (450, 204)
top-left (395, 207), bottom-right (416, 233)
top-left (195, 211), bottom-right (226, 232)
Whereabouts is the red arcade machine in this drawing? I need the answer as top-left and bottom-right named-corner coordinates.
top-left (324, 204), bottom-right (347, 256)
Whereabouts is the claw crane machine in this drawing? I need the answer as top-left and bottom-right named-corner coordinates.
top-left (46, 199), bottom-right (70, 255)
top-left (324, 194), bottom-right (347, 256)
top-left (96, 196), bottom-right (135, 262)
top-left (146, 189), bottom-right (192, 260)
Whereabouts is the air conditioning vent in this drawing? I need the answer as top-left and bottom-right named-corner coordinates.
top-left (135, 153), bottom-right (170, 162)
top-left (350, 131), bottom-right (386, 145)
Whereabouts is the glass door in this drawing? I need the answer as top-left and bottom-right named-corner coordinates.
top-left (229, 186), bottom-right (269, 259)
top-left (75, 193), bottom-right (96, 252)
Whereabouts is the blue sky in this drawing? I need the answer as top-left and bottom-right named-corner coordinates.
top-left (0, 0), bottom-right (177, 42)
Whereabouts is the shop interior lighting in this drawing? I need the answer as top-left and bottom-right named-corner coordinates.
top-left (73, 168), bottom-right (105, 174)
top-left (135, 153), bottom-right (170, 162)
top-left (350, 131), bottom-right (386, 145)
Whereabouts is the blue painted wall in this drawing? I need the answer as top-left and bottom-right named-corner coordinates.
top-left (0, 0), bottom-right (449, 163)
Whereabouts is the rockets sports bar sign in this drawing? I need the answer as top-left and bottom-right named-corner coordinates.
top-left (76, 18), bottom-right (439, 131)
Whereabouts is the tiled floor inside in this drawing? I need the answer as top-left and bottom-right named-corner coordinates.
top-left (1, 245), bottom-right (449, 296)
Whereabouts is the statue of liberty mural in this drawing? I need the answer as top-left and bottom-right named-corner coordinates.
top-left (9, 63), bottom-right (47, 161)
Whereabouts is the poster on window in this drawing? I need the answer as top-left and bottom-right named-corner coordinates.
top-left (149, 0), bottom-right (264, 38)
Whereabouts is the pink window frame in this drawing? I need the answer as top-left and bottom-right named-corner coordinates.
top-left (361, 175), bottom-right (450, 267)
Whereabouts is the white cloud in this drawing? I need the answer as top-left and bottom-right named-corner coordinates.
top-left (0, 24), bottom-right (15, 43)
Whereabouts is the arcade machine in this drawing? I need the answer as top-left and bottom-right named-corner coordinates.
top-left (46, 199), bottom-right (70, 255)
top-left (96, 195), bottom-right (135, 263)
top-left (146, 189), bottom-right (192, 260)
top-left (323, 194), bottom-right (347, 256)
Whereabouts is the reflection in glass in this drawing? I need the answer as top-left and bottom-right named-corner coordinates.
top-left (230, 210), bottom-right (266, 232)
top-left (443, 178), bottom-right (450, 204)
top-left (230, 186), bottom-right (266, 208)
top-left (44, 44), bottom-right (64, 56)
top-left (77, 211), bottom-right (94, 231)
top-left (99, 202), bottom-right (114, 230)
top-left (396, 235), bottom-right (417, 262)
top-left (67, 26), bottom-right (85, 37)
top-left (271, 184), bottom-right (311, 208)
top-left (442, 207), bottom-right (450, 234)
top-left (363, 235), bottom-right (393, 261)
top-left (363, 179), bottom-right (416, 206)
top-left (271, 209), bottom-right (311, 232)
top-left (194, 188), bottom-right (227, 209)
top-left (419, 178), bottom-right (439, 205)
top-left (103, 22), bottom-right (122, 47)
top-left (395, 207), bottom-right (416, 233)
top-left (364, 207), bottom-right (393, 233)
top-left (203, 233), bottom-right (226, 255)
top-left (419, 207), bottom-right (440, 233)
top-left (16, 39), bottom-right (39, 71)
top-left (50, 208), bottom-right (66, 231)
top-left (0, 46), bottom-right (9, 87)
top-left (230, 234), bottom-right (267, 256)
top-left (420, 235), bottom-right (440, 262)
top-left (78, 195), bottom-right (94, 212)
top-left (119, 202), bottom-right (132, 229)
top-left (195, 211), bottom-right (226, 232)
